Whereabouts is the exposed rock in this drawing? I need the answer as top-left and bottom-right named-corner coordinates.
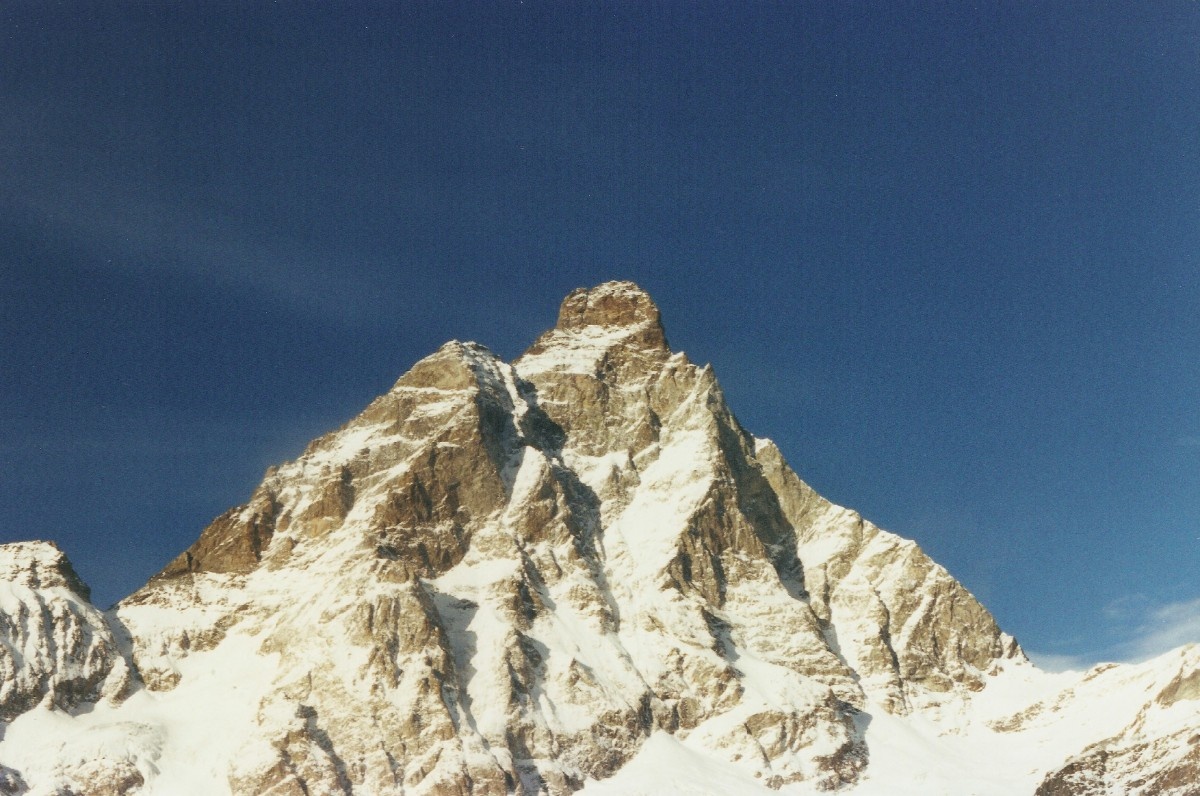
top-left (35, 721), bottom-right (161, 796)
top-left (2, 282), bottom-right (1193, 795)
top-left (1035, 732), bottom-right (1200, 796)
top-left (1035, 646), bottom-right (1200, 796)
top-left (530, 281), bottom-right (668, 352)
top-left (0, 766), bottom-right (27, 795)
top-left (0, 542), bottom-right (130, 721)
top-left (1157, 663), bottom-right (1200, 707)
top-left (0, 541), bottom-right (92, 601)
top-left (156, 486), bottom-right (280, 578)
top-left (756, 442), bottom-right (1023, 714)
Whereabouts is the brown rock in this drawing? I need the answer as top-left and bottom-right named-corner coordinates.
top-left (155, 485), bottom-right (280, 579)
top-left (551, 281), bottom-right (666, 340)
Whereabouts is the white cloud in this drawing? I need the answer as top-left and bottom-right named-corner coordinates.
top-left (1102, 593), bottom-right (1153, 622)
top-left (1117, 596), bottom-right (1200, 663)
top-left (1101, 595), bottom-right (1200, 664)
top-left (0, 113), bottom-right (430, 330)
top-left (1033, 594), bottom-right (1200, 671)
top-left (1023, 650), bottom-right (1094, 673)
top-left (12, 168), bottom-right (388, 326)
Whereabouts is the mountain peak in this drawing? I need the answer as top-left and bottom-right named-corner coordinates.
top-left (0, 540), bottom-right (92, 600)
top-left (554, 280), bottom-right (662, 334)
top-left (521, 281), bottom-right (669, 371)
top-left (4, 285), bottom-right (1193, 795)
top-left (0, 540), bottom-right (130, 726)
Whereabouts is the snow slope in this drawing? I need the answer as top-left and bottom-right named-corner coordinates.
top-left (0, 282), bottom-right (1195, 795)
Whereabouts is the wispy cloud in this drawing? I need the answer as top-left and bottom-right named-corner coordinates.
top-left (1103, 593), bottom-right (1153, 622)
top-left (1023, 650), bottom-right (1094, 673)
top-left (0, 95), bottom-right (434, 330)
top-left (1100, 594), bottom-right (1200, 664)
top-left (1116, 596), bottom-right (1200, 663)
top-left (10, 165), bottom-right (392, 327)
top-left (1029, 594), bottom-right (1200, 671)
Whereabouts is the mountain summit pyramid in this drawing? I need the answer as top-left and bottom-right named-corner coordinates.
top-left (1, 281), bottom-right (1197, 795)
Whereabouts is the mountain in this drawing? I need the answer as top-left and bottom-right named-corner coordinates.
top-left (0, 281), bottom-right (1196, 795)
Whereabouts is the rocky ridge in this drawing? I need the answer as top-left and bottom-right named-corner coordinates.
top-left (0, 541), bottom-right (128, 722)
top-left (1027, 647), bottom-right (1200, 795)
top-left (0, 281), bottom-right (1195, 795)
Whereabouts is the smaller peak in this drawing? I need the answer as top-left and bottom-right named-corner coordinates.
top-left (0, 540), bottom-right (92, 600)
top-left (555, 281), bottom-right (662, 334)
top-left (435, 339), bottom-right (495, 358)
top-left (429, 340), bottom-right (502, 370)
top-left (394, 340), bottom-right (504, 392)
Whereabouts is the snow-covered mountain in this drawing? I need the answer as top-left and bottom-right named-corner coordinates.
top-left (1, 281), bottom-right (1196, 795)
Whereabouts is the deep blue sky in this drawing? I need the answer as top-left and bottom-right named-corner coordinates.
top-left (2, 3), bottom-right (1197, 668)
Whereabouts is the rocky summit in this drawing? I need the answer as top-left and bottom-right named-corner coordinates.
top-left (0, 281), bottom-right (1196, 795)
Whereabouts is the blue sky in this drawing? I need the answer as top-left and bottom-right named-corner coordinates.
top-left (2, 2), bottom-right (1197, 668)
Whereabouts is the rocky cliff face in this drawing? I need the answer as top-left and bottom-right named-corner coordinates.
top-left (0, 541), bottom-right (129, 722)
top-left (0, 282), bottom-right (1194, 795)
top-left (0, 541), bottom-right (135, 796)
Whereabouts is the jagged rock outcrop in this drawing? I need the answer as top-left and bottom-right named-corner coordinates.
top-left (0, 541), bottom-right (94, 601)
top-left (0, 542), bottom-right (130, 721)
top-left (108, 282), bottom-right (882, 793)
top-left (0, 282), bottom-right (1194, 795)
top-left (758, 444), bottom-right (1021, 715)
top-left (0, 542), bottom-right (144, 796)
